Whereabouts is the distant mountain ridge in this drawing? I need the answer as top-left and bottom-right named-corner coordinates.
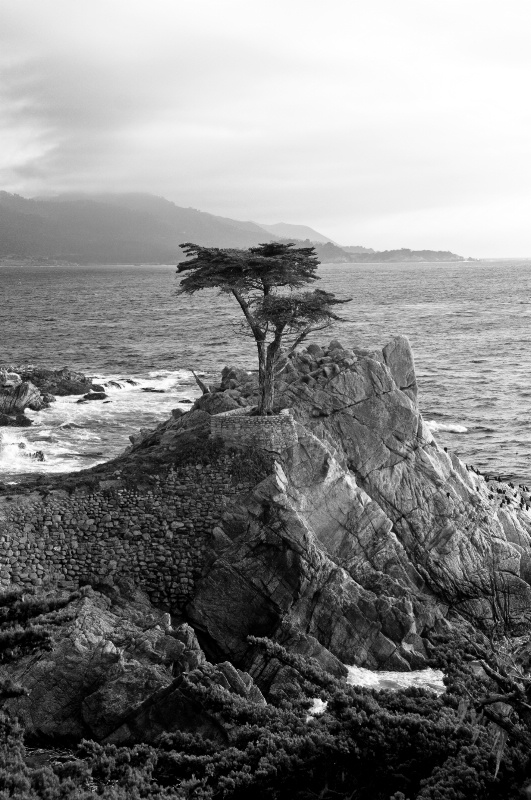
top-left (346, 247), bottom-right (465, 263)
top-left (0, 192), bottom-right (278, 264)
top-left (281, 239), bottom-right (466, 264)
top-left (0, 191), bottom-right (465, 264)
top-left (257, 221), bottom-right (338, 244)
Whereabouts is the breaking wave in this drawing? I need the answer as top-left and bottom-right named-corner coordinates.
top-left (0, 369), bottom-right (199, 481)
top-left (425, 420), bottom-right (468, 434)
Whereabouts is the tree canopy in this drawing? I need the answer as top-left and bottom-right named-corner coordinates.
top-left (177, 242), bottom-right (350, 414)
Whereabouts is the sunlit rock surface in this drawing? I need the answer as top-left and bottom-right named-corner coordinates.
top-left (187, 335), bottom-right (531, 680)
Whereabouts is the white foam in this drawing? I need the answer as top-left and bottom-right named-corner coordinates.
top-left (306, 666), bottom-right (445, 722)
top-left (346, 665), bottom-right (445, 694)
top-left (0, 429), bottom-right (49, 472)
top-left (425, 420), bottom-right (468, 434)
top-left (0, 368), bottom-right (200, 478)
top-left (92, 368), bottom-right (195, 394)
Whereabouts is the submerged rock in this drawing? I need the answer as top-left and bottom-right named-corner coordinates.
top-left (79, 392), bottom-right (108, 402)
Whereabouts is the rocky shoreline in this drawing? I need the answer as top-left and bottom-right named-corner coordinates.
top-left (0, 365), bottom-right (107, 428)
top-left (2, 335), bottom-right (531, 747)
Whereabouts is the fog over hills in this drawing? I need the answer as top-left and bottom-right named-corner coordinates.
top-left (0, 192), bottom-right (280, 264)
top-left (257, 221), bottom-right (338, 244)
top-left (0, 191), bottom-right (464, 264)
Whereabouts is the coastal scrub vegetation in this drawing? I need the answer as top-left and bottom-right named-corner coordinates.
top-left (176, 242), bottom-right (350, 414)
top-left (3, 608), bottom-right (531, 798)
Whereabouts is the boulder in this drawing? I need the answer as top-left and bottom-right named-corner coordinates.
top-left (0, 412), bottom-right (33, 427)
top-left (80, 392), bottom-right (108, 401)
top-left (305, 343), bottom-right (324, 358)
top-left (193, 391), bottom-right (240, 415)
top-left (220, 366), bottom-right (257, 392)
top-left (382, 335), bottom-right (418, 400)
top-left (0, 370), bottom-right (21, 387)
top-left (0, 381), bottom-right (46, 415)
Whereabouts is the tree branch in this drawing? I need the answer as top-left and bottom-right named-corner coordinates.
top-left (231, 289), bottom-right (264, 344)
top-left (191, 370), bottom-right (210, 395)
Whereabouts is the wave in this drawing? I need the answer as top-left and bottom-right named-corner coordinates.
top-left (347, 665), bottom-right (445, 694)
top-left (424, 420), bottom-right (468, 434)
top-left (0, 368), bottom-right (199, 480)
top-left (306, 666), bottom-right (446, 719)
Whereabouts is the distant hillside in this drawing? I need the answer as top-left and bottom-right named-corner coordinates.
top-left (257, 221), bottom-right (337, 244)
top-left (0, 192), bottom-right (278, 264)
top-left (0, 192), bottom-right (465, 265)
top-left (347, 248), bottom-right (465, 263)
top-left (342, 245), bottom-right (375, 254)
top-left (280, 240), bottom-right (464, 264)
top-left (277, 238), bottom-right (355, 263)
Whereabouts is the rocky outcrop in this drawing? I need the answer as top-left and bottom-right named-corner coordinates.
top-left (188, 426), bottom-right (448, 677)
top-left (0, 365), bottom-right (103, 426)
top-left (0, 583), bottom-right (264, 743)
top-left (275, 337), bottom-right (531, 616)
top-left (184, 335), bottom-right (531, 680)
top-left (4, 366), bottom-right (102, 396)
top-left (0, 373), bottom-right (48, 426)
top-left (4, 334), bottom-right (531, 733)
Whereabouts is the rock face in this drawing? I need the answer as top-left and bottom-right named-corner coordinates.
top-left (188, 427), bottom-right (446, 677)
top-left (0, 375), bottom-right (47, 425)
top-left (186, 335), bottom-right (531, 682)
top-left (0, 583), bottom-right (264, 743)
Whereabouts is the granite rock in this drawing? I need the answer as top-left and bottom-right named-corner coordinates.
top-left (6, 366), bottom-right (99, 396)
top-left (0, 380), bottom-right (46, 417)
top-left (0, 585), bottom-right (264, 743)
top-left (187, 335), bottom-right (531, 679)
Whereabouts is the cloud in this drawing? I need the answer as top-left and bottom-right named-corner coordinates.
top-left (1, 0), bottom-right (531, 254)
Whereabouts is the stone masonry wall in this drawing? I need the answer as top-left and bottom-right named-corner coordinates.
top-left (211, 409), bottom-right (297, 451)
top-left (0, 453), bottom-right (257, 608)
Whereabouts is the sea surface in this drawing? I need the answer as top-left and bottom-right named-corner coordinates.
top-left (1, 259), bottom-right (531, 483)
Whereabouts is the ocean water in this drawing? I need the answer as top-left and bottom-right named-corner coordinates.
top-left (307, 665), bottom-right (445, 717)
top-left (1, 259), bottom-right (531, 483)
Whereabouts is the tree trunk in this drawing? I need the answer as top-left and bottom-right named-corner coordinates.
top-left (258, 358), bottom-right (275, 415)
top-left (256, 339), bottom-right (266, 404)
top-left (258, 339), bottom-right (281, 415)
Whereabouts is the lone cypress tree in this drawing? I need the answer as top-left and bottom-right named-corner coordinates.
top-left (177, 242), bottom-right (350, 414)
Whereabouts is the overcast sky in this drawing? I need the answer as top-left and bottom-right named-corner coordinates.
top-left (1, 0), bottom-right (531, 256)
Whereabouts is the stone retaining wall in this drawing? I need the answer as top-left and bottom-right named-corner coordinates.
top-left (0, 453), bottom-right (257, 608)
top-left (211, 409), bottom-right (297, 451)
